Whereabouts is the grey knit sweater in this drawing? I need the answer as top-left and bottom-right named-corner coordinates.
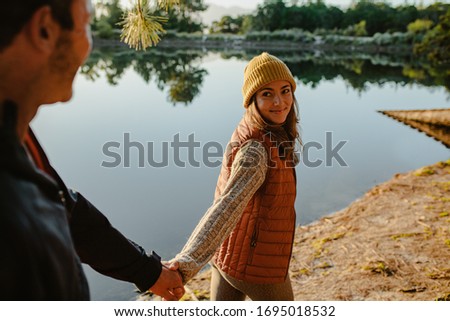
top-left (174, 140), bottom-right (268, 282)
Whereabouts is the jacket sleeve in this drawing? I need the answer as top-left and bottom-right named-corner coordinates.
top-left (67, 191), bottom-right (162, 292)
top-left (24, 128), bottom-right (162, 292)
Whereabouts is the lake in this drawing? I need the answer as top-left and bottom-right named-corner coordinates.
top-left (31, 47), bottom-right (450, 300)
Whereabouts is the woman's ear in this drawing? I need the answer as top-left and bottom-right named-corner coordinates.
top-left (26, 6), bottom-right (61, 54)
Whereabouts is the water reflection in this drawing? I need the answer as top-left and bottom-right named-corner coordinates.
top-left (221, 51), bottom-right (450, 93)
top-left (379, 109), bottom-right (450, 148)
top-left (81, 49), bottom-right (208, 105)
top-left (81, 47), bottom-right (450, 106)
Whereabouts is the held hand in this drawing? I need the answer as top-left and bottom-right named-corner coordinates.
top-left (164, 260), bottom-right (179, 271)
top-left (150, 263), bottom-right (184, 301)
top-left (163, 261), bottom-right (184, 300)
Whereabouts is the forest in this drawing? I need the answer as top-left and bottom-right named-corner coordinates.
top-left (93, 0), bottom-right (449, 65)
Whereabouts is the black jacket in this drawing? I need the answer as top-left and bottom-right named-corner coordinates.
top-left (0, 103), bottom-right (162, 300)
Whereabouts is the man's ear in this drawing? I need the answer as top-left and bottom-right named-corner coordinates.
top-left (26, 6), bottom-right (61, 53)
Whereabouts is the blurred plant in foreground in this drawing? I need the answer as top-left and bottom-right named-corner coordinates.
top-left (120, 0), bottom-right (180, 50)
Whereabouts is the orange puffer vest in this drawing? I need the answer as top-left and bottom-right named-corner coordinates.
top-left (213, 118), bottom-right (297, 284)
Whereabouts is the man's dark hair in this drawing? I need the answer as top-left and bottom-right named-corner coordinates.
top-left (0, 0), bottom-right (74, 51)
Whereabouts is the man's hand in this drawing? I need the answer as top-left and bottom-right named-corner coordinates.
top-left (149, 262), bottom-right (184, 301)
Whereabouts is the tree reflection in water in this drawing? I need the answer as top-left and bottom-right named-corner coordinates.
top-left (80, 47), bottom-right (450, 106)
top-left (81, 49), bottom-right (208, 105)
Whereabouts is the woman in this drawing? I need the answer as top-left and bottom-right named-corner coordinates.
top-left (173, 52), bottom-right (301, 300)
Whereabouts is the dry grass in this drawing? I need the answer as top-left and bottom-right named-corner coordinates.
top-left (175, 160), bottom-right (450, 301)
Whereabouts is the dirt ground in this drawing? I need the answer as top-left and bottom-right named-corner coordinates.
top-left (177, 159), bottom-right (450, 301)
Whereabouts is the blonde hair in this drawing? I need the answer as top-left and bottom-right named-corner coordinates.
top-left (245, 95), bottom-right (302, 164)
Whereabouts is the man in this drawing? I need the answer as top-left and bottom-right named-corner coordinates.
top-left (0, 0), bottom-right (184, 300)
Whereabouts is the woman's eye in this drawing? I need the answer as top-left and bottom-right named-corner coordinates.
top-left (262, 92), bottom-right (271, 97)
top-left (282, 89), bottom-right (291, 94)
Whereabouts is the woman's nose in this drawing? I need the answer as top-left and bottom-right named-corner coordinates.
top-left (273, 94), bottom-right (281, 105)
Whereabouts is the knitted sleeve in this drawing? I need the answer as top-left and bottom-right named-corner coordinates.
top-left (173, 140), bottom-right (268, 283)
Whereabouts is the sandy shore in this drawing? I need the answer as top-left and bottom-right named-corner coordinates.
top-left (175, 159), bottom-right (450, 301)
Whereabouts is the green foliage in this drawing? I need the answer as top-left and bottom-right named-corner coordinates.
top-left (251, 0), bottom-right (344, 32)
top-left (407, 19), bottom-right (434, 34)
top-left (418, 2), bottom-right (449, 24)
top-left (252, 0), bottom-right (288, 31)
top-left (159, 0), bottom-right (207, 33)
top-left (414, 9), bottom-right (450, 65)
top-left (93, 0), bottom-right (124, 29)
top-left (103, 0), bottom-right (124, 27)
top-left (92, 0), bottom-right (124, 37)
top-left (134, 50), bottom-right (208, 104)
top-left (167, 67), bottom-right (207, 104)
top-left (343, 1), bottom-right (397, 35)
top-left (237, 0), bottom-right (449, 36)
top-left (354, 20), bottom-right (368, 37)
top-left (343, 20), bottom-right (368, 37)
top-left (209, 15), bottom-right (245, 34)
top-left (392, 5), bottom-right (419, 31)
top-left (95, 19), bottom-right (115, 39)
top-left (91, 0), bottom-right (448, 54)
top-left (240, 15), bottom-right (254, 34)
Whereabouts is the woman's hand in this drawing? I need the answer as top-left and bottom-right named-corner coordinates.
top-left (150, 261), bottom-right (184, 301)
top-left (160, 260), bottom-right (184, 300)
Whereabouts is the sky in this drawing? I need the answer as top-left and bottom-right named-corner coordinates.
top-left (118, 0), bottom-right (445, 10)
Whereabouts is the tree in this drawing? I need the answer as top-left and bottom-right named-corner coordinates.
top-left (209, 16), bottom-right (244, 34)
top-left (82, 49), bottom-right (209, 104)
top-left (414, 9), bottom-right (450, 65)
top-left (393, 5), bottom-right (419, 32)
top-left (167, 66), bottom-right (207, 104)
top-left (160, 0), bottom-right (208, 33)
top-left (95, 19), bottom-right (115, 39)
top-left (93, 0), bottom-right (124, 38)
top-left (342, 1), bottom-right (396, 35)
top-left (252, 0), bottom-right (288, 31)
top-left (407, 19), bottom-right (434, 34)
top-left (343, 20), bottom-right (368, 37)
top-left (248, 0), bottom-right (344, 32)
top-left (240, 15), bottom-right (254, 34)
top-left (102, 0), bottom-right (123, 27)
top-left (418, 2), bottom-right (449, 24)
top-left (133, 51), bottom-right (208, 104)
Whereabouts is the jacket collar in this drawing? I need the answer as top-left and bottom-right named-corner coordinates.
top-left (0, 100), bottom-right (60, 200)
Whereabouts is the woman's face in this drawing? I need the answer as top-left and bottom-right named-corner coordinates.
top-left (255, 80), bottom-right (293, 125)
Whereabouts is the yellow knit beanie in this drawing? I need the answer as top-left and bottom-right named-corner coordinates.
top-left (242, 52), bottom-right (296, 108)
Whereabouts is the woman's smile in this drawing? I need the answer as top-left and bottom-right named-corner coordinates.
top-left (270, 107), bottom-right (289, 114)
